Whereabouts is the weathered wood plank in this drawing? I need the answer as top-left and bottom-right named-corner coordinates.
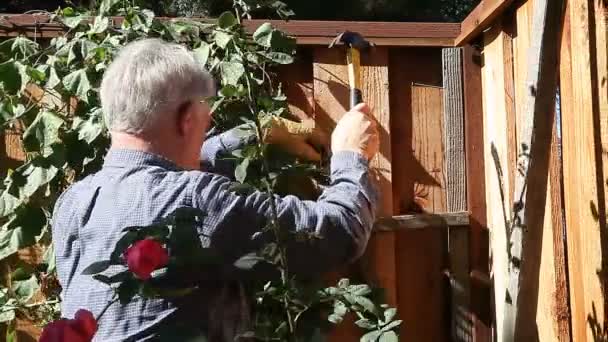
top-left (510, 1), bottom-right (571, 340)
top-left (389, 47), bottom-right (448, 342)
top-left (411, 84), bottom-right (447, 212)
top-left (463, 44), bottom-right (492, 342)
top-left (375, 212), bottom-right (469, 231)
top-left (312, 46), bottom-right (397, 341)
top-left (561, 0), bottom-right (608, 341)
top-left (481, 23), bottom-right (513, 340)
top-left (443, 47), bottom-right (473, 342)
top-left (0, 15), bottom-right (460, 46)
top-left (504, 0), bottom-right (563, 339)
top-left (456, 0), bottom-right (517, 46)
top-left (549, 112), bottom-right (572, 342)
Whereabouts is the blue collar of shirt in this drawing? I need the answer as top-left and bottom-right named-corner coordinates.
top-left (103, 148), bottom-right (184, 171)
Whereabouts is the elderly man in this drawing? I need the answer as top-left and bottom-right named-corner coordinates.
top-left (52, 38), bottom-right (379, 341)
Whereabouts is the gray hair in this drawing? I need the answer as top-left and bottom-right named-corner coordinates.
top-left (100, 38), bottom-right (215, 134)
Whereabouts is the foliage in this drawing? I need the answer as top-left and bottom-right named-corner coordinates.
top-left (84, 207), bottom-right (402, 340)
top-left (0, 0), bottom-right (400, 340)
top-left (1, 0), bottom-right (479, 22)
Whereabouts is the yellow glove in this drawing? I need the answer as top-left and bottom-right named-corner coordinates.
top-left (262, 116), bottom-right (328, 162)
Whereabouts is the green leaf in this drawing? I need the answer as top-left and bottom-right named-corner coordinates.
top-left (111, 230), bottom-right (139, 262)
top-left (14, 275), bottom-right (39, 301)
top-left (89, 16), bottom-right (109, 34)
top-left (233, 252), bottom-right (263, 270)
top-left (17, 158), bottom-right (60, 199)
top-left (355, 318), bottom-right (376, 330)
top-left (0, 309), bottom-right (15, 323)
top-left (11, 37), bottom-right (39, 58)
top-left (0, 206), bottom-right (46, 260)
top-left (258, 51), bottom-right (294, 65)
top-left (63, 16), bottom-right (86, 29)
top-left (234, 157), bottom-right (250, 183)
top-left (218, 12), bottom-right (237, 29)
top-left (99, 0), bottom-right (121, 15)
top-left (355, 296), bottom-right (377, 314)
top-left (383, 308), bottom-right (397, 323)
top-left (47, 67), bottom-right (61, 89)
top-left (80, 40), bottom-right (99, 59)
top-left (253, 23), bottom-right (273, 47)
top-left (63, 69), bottom-right (91, 102)
top-left (327, 313), bottom-right (343, 324)
top-left (22, 111), bottom-right (65, 156)
top-left (74, 109), bottom-right (104, 143)
top-left (214, 31), bottom-right (233, 49)
top-left (93, 270), bottom-right (130, 285)
top-left (350, 284), bottom-right (372, 296)
top-left (0, 61), bottom-right (22, 94)
top-left (381, 320), bottom-right (402, 332)
top-left (220, 61), bottom-right (245, 86)
top-left (360, 330), bottom-right (382, 342)
top-left (338, 278), bottom-right (350, 288)
top-left (0, 192), bottom-right (21, 218)
top-left (81, 260), bottom-right (112, 275)
top-left (193, 43), bottom-right (211, 67)
top-left (43, 244), bottom-right (56, 273)
top-left (117, 277), bottom-right (140, 304)
top-left (378, 331), bottom-right (398, 342)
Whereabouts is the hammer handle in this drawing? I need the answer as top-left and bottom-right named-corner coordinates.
top-left (346, 48), bottom-right (363, 109)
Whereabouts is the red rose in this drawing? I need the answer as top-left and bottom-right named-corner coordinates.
top-left (40, 309), bottom-right (97, 342)
top-left (124, 239), bottom-right (169, 280)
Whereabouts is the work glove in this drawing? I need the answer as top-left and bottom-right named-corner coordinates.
top-left (331, 103), bottom-right (379, 161)
top-left (262, 116), bottom-right (328, 162)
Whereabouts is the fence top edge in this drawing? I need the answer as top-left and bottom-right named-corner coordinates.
top-left (0, 13), bottom-right (460, 46)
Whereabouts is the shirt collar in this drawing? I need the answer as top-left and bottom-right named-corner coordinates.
top-left (103, 148), bottom-right (184, 171)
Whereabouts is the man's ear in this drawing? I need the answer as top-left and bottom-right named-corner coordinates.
top-left (176, 101), bottom-right (193, 137)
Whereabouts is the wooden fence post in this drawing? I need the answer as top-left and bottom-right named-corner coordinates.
top-left (560, 0), bottom-right (608, 340)
top-left (501, 0), bottom-right (563, 339)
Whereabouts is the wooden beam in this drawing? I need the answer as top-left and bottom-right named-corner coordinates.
top-left (509, 2), bottom-right (571, 341)
top-left (456, 0), bottom-right (517, 46)
top-left (561, 0), bottom-right (608, 340)
top-left (481, 23), bottom-right (513, 340)
top-left (503, 0), bottom-right (563, 340)
top-left (442, 47), bottom-right (473, 342)
top-left (463, 43), bottom-right (492, 342)
top-left (375, 212), bottom-right (470, 231)
top-left (0, 14), bottom-right (460, 46)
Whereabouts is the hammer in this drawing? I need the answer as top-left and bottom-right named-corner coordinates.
top-left (329, 31), bottom-right (373, 109)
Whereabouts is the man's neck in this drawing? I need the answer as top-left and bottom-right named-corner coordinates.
top-left (110, 131), bottom-right (187, 168)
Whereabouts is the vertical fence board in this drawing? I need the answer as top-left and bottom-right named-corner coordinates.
top-left (443, 47), bottom-right (473, 342)
top-left (481, 24), bottom-right (513, 341)
top-left (463, 44), bottom-right (492, 342)
top-left (389, 48), bottom-right (448, 342)
top-left (508, 0), bottom-right (570, 340)
top-left (561, 0), bottom-right (608, 340)
top-left (312, 46), bottom-right (398, 341)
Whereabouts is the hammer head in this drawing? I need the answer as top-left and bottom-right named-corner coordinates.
top-left (329, 31), bottom-right (373, 50)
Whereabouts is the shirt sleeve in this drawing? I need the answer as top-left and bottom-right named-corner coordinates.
top-left (193, 151), bottom-right (378, 276)
top-left (200, 125), bottom-right (256, 178)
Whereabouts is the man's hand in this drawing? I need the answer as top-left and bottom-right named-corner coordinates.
top-left (264, 116), bottom-right (328, 162)
top-left (331, 103), bottom-right (379, 161)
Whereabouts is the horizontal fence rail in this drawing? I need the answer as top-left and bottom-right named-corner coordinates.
top-left (0, 14), bottom-right (461, 46)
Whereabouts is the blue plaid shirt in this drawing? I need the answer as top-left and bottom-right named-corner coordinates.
top-left (51, 128), bottom-right (378, 341)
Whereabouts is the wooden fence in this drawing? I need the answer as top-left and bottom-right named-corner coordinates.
top-left (1, 0), bottom-right (607, 340)
top-left (457, 0), bottom-right (608, 341)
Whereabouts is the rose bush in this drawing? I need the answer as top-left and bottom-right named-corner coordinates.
top-left (39, 309), bottom-right (97, 342)
top-left (124, 239), bottom-right (169, 280)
